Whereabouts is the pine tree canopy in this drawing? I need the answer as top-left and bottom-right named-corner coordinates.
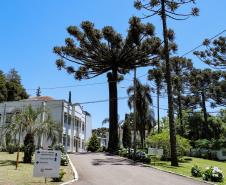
top-left (134, 0), bottom-right (199, 20)
top-left (194, 36), bottom-right (226, 69)
top-left (53, 17), bottom-right (162, 80)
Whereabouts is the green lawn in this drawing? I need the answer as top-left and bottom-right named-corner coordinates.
top-left (150, 157), bottom-right (226, 185)
top-left (0, 152), bottom-right (74, 185)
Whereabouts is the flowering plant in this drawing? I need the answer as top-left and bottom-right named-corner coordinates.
top-left (202, 166), bottom-right (224, 182)
top-left (191, 165), bottom-right (202, 177)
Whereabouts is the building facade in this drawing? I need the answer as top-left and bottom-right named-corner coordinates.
top-left (0, 97), bottom-right (92, 153)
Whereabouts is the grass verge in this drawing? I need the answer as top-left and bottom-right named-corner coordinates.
top-left (0, 152), bottom-right (74, 185)
top-left (150, 157), bottom-right (226, 185)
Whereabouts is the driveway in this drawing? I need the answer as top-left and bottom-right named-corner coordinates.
top-left (69, 153), bottom-right (208, 185)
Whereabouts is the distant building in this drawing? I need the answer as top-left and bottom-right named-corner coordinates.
top-left (0, 96), bottom-right (92, 153)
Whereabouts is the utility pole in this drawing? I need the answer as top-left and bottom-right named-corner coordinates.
top-left (133, 67), bottom-right (137, 160)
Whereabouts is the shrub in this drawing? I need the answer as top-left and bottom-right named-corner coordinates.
top-left (54, 143), bottom-right (65, 154)
top-left (61, 153), bottom-right (69, 166)
top-left (52, 169), bottom-right (66, 182)
top-left (135, 151), bottom-right (151, 163)
top-left (7, 143), bottom-right (17, 154)
top-left (147, 131), bottom-right (191, 160)
top-left (194, 139), bottom-right (211, 149)
top-left (118, 148), bottom-right (129, 157)
top-left (202, 166), bottom-right (224, 182)
top-left (191, 165), bottom-right (202, 177)
top-left (20, 144), bottom-right (25, 152)
top-left (0, 145), bottom-right (6, 152)
top-left (87, 134), bottom-right (100, 152)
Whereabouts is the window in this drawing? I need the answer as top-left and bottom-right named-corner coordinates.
top-left (68, 115), bottom-right (71, 125)
top-left (76, 120), bottom-right (79, 132)
top-left (82, 123), bottom-right (85, 132)
top-left (6, 113), bottom-right (12, 123)
top-left (78, 137), bottom-right (81, 148)
top-left (63, 134), bottom-right (66, 145)
top-left (67, 135), bottom-right (70, 146)
top-left (64, 113), bottom-right (67, 124)
top-left (74, 136), bottom-right (76, 147)
top-left (82, 141), bottom-right (84, 149)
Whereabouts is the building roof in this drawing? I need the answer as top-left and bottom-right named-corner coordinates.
top-left (27, 96), bottom-right (55, 101)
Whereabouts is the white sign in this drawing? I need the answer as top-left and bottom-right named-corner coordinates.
top-left (148, 147), bottom-right (163, 156)
top-left (33, 150), bottom-right (61, 178)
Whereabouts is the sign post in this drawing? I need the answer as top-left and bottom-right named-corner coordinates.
top-left (33, 150), bottom-right (61, 181)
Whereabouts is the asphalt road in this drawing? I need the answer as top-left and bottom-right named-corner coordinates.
top-left (69, 153), bottom-right (208, 185)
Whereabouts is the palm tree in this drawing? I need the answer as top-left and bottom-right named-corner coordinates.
top-left (2, 105), bottom-right (61, 163)
top-left (127, 79), bottom-right (155, 148)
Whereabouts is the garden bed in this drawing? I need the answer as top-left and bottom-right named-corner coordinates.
top-left (0, 152), bottom-right (74, 185)
top-left (151, 157), bottom-right (226, 185)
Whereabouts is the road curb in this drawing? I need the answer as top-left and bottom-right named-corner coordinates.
top-left (60, 154), bottom-right (79, 185)
top-left (117, 154), bottom-right (215, 185)
top-left (145, 164), bottom-right (215, 185)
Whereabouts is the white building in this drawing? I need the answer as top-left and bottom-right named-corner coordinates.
top-left (0, 96), bottom-right (92, 153)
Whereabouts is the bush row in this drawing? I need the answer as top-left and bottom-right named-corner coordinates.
top-left (191, 165), bottom-right (224, 182)
top-left (118, 148), bottom-right (151, 164)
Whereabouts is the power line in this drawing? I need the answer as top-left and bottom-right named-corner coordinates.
top-left (2, 29), bottom-right (224, 94)
top-left (181, 29), bottom-right (226, 57)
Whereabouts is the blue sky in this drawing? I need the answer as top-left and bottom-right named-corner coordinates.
top-left (0, 0), bottom-right (225, 128)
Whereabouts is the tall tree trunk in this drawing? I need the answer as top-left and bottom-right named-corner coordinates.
top-left (201, 91), bottom-right (209, 139)
top-left (157, 85), bottom-right (160, 133)
top-left (177, 92), bottom-right (184, 136)
top-left (107, 69), bottom-right (119, 153)
top-left (140, 120), bottom-right (145, 149)
top-left (160, 0), bottom-right (178, 166)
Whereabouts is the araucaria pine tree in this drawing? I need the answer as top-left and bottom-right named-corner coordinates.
top-left (36, 86), bottom-right (41, 97)
top-left (171, 57), bottom-right (193, 136)
top-left (194, 36), bottom-right (226, 70)
top-left (53, 17), bottom-right (162, 153)
top-left (134, 0), bottom-right (199, 166)
top-left (188, 68), bottom-right (223, 139)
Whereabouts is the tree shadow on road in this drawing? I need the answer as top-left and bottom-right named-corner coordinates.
top-left (92, 157), bottom-right (137, 166)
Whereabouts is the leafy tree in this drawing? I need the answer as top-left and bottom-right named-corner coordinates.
top-left (6, 69), bottom-right (28, 101)
top-left (147, 130), bottom-right (191, 160)
top-left (218, 109), bottom-right (226, 123)
top-left (53, 17), bottom-right (161, 153)
top-left (148, 64), bottom-right (164, 133)
top-left (134, 0), bottom-right (199, 166)
top-left (0, 70), bottom-right (7, 102)
top-left (180, 111), bottom-right (226, 146)
top-left (170, 57), bottom-right (193, 135)
top-left (127, 79), bottom-right (155, 148)
top-left (87, 133), bottom-right (100, 152)
top-left (122, 114), bottom-right (132, 149)
top-left (92, 127), bottom-right (109, 138)
top-left (194, 36), bottom-right (226, 70)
